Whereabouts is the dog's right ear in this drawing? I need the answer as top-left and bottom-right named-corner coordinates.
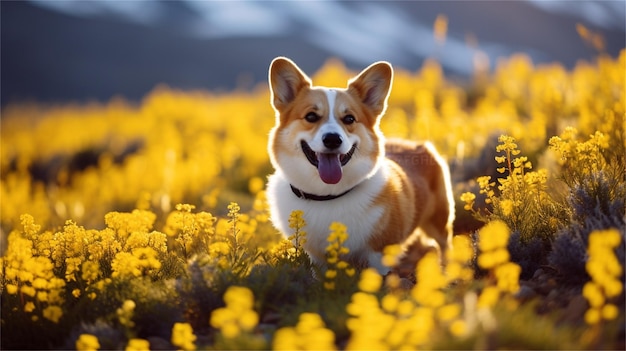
top-left (269, 57), bottom-right (312, 111)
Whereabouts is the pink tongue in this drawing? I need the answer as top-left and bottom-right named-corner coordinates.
top-left (317, 153), bottom-right (343, 184)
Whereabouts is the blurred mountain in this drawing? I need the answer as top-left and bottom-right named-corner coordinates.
top-left (1, 0), bottom-right (624, 105)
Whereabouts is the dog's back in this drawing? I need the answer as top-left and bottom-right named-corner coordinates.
top-left (382, 138), bottom-right (454, 258)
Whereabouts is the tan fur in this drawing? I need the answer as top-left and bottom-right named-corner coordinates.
top-left (371, 139), bottom-right (454, 269)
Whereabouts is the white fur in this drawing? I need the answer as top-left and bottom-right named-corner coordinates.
top-left (266, 162), bottom-right (388, 270)
top-left (308, 89), bottom-right (358, 155)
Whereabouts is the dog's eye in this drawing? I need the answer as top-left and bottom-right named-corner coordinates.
top-left (342, 115), bottom-right (356, 125)
top-left (304, 112), bottom-right (321, 123)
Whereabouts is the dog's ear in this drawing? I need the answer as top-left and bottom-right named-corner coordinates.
top-left (269, 57), bottom-right (312, 111)
top-left (347, 61), bottom-right (393, 117)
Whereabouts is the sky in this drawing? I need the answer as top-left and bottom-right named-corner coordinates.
top-left (2, 0), bottom-right (624, 104)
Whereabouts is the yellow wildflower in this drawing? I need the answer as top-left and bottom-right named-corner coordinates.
top-left (358, 268), bottom-right (382, 293)
top-left (117, 299), bottom-right (136, 328)
top-left (273, 312), bottom-right (336, 350)
top-left (287, 210), bottom-right (307, 259)
top-left (446, 235), bottom-right (474, 282)
top-left (585, 308), bottom-right (601, 325)
top-left (6, 284), bottom-right (18, 295)
top-left (210, 286), bottom-right (258, 339)
top-left (583, 229), bottom-right (623, 325)
top-left (21, 285), bottom-right (36, 297)
top-left (324, 221), bottom-right (354, 290)
top-left (437, 303), bottom-right (461, 322)
top-left (601, 304), bottom-right (619, 320)
top-left (412, 251), bottom-right (447, 307)
top-left (381, 294), bottom-right (400, 313)
top-left (583, 282), bottom-right (604, 308)
top-left (76, 334), bottom-right (100, 351)
top-left (495, 262), bottom-right (521, 293)
top-left (171, 322), bottom-right (196, 351)
top-left (477, 286), bottom-right (500, 309)
top-left (500, 199), bottom-right (514, 217)
top-left (42, 305), bottom-right (63, 323)
top-left (111, 247), bottom-right (161, 278)
top-left (381, 244), bottom-right (402, 267)
top-left (81, 260), bottom-right (100, 283)
top-left (126, 338), bottom-right (151, 351)
top-left (449, 319), bottom-right (468, 337)
top-left (460, 192), bottom-right (476, 211)
top-left (24, 301), bottom-right (36, 313)
top-left (478, 220), bottom-right (510, 253)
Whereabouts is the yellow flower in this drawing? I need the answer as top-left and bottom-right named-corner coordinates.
top-left (381, 294), bottom-right (399, 313)
top-left (117, 299), bottom-right (136, 328)
top-left (273, 312), bottom-right (336, 350)
top-left (496, 135), bottom-right (518, 153)
top-left (583, 282), bottom-right (604, 308)
top-left (500, 199), bottom-right (514, 217)
top-left (447, 235), bottom-right (474, 265)
top-left (601, 304), bottom-right (619, 320)
top-left (437, 303), bottom-right (461, 322)
top-left (397, 299), bottom-right (415, 317)
top-left (210, 286), bottom-right (258, 338)
top-left (478, 220), bottom-right (510, 252)
top-left (227, 202), bottom-right (241, 223)
top-left (449, 319), bottom-right (467, 337)
top-left (223, 286), bottom-right (254, 312)
top-left (81, 260), bottom-right (100, 283)
top-left (477, 176), bottom-right (494, 190)
top-left (583, 229), bottom-right (623, 325)
top-left (287, 210), bottom-right (308, 257)
top-left (273, 327), bottom-right (298, 350)
top-left (358, 268), bottom-right (382, 293)
top-left (495, 262), bottom-right (521, 293)
top-left (381, 244), bottom-right (402, 267)
top-left (42, 305), bottom-right (63, 323)
top-left (24, 301), bottom-right (36, 313)
top-left (288, 210), bottom-right (306, 230)
top-left (477, 286), bottom-right (500, 309)
top-left (126, 338), bottom-right (150, 351)
top-left (460, 192), bottom-right (476, 211)
top-left (171, 322), bottom-right (196, 351)
top-left (6, 284), bottom-right (18, 295)
top-left (36, 291), bottom-right (48, 302)
top-left (76, 334), bottom-right (100, 351)
top-left (584, 308), bottom-right (601, 325)
top-left (411, 251), bottom-right (449, 309)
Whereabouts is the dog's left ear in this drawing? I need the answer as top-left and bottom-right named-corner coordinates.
top-left (269, 57), bottom-right (312, 112)
top-left (347, 61), bottom-right (393, 117)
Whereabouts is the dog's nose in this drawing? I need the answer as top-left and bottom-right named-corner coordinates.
top-left (322, 133), bottom-right (343, 150)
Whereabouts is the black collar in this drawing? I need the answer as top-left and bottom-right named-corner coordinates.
top-left (290, 184), bottom-right (354, 201)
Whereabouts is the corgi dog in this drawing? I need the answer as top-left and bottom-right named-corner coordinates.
top-left (266, 57), bottom-right (454, 274)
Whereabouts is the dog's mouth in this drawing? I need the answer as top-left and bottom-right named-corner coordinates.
top-left (301, 140), bottom-right (357, 184)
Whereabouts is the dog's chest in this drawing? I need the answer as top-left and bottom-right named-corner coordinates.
top-left (266, 171), bottom-right (386, 264)
top-left (297, 198), bottom-right (384, 263)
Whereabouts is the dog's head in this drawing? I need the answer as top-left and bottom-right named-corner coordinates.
top-left (268, 57), bottom-right (393, 194)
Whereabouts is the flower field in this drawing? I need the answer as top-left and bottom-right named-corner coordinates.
top-left (1, 48), bottom-right (625, 350)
